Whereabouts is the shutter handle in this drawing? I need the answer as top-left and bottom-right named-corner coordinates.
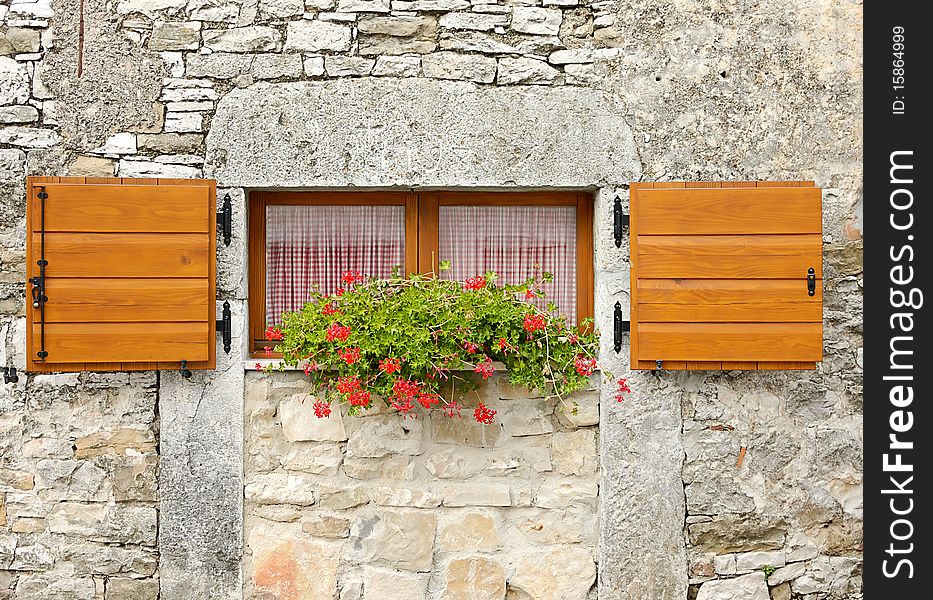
top-left (807, 268), bottom-right (816, 297)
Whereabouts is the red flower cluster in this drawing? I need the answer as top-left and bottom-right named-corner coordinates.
top-left (496, 337), bottom-right (510, 352)
top-left (263, 346), bottom-right (273, 357)
top-left (417, 391), bottom-right (440, 409)
top-left (614, 378), bottom-right (631, 403)
top-left (336, 376), bottom-right (361, 394)
top-left (444, 400), bottom-right (462, 418)
top-left (321, 303), bottom-right (340, 316)
top-left (338, 347), bottom-right (361, 365)
top-left (574, 355), bottom-right (597, 377)
top-left (341, 270), bottom-right (364, 286)
top-left (523, 314), bottom-right (546, 332)
top-left (474, 357), bottom-right (495, 379)
top-left (348, 390), bottom-right (371, 408)
top-left (265, 326), bottom-right (284, 341)
top-left (464, 276), bottom-right (486, 291)
top-left (379, 357), bottom-right (402, 374)
top-left (326, 323), bottom-right (352, 343)
top-left (254, 362), bottom-right (263, 371)
top-left (524, 289), bottom-right (536, 299)
top-left (473, 402), bottom-right (496, 424)
top-left (303, 362), bottom-right (317, 376)
top-left (462, 341), bottom-right (480, 354)
top-left (313, 399), bottom-right (331, 418)
top-left (390, 378), bottom-right (421, 417)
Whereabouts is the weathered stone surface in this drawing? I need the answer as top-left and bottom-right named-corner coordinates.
top-left (0, 57), bottom-right (30, 105)
top-left (186, 53), bottom-right (252, 79)
top-left (369, 484), bottom-right (441, 507)
top-left (508, 547), bottom-right (596, 600)
top-left (259, 0), bottom-right (304, 17)
top-left (768, 561), bottom-right (806, 585)
top-left (66, 154), bottom-right (116, 176)
top-left (512, 509), bottom-right (595, 545)
top-left (165, 112), bottom-right (203, 133)
top-left (317, 481), bottom-right (369, 509)
top-left (443, 556), bottom-right (505, 600)
top-left (284, 20), bottom-right (352, 52)
top-left (498, 398), bottom-right (555, 437)
top-left (248, 522), bottom-right (339, 599)
top-left (283, 442), bottom-right (343, 474)
top-left (359, 36), bottom-right (437, 55)
top-left (372, 55), bottom-right (421, 77)
top-left (302, 512), bottom-right (351, 538)
top-left (13, 571), bottom-right (96, 600)
top-left (437, 512), bottom-right (498, 551)
top-left (345, 414), bottom-right (423, 458)
top-left (497, 57), bottom-right (560, 85)
top-left (348, 510), bottom-right (436, 571)
top-left (48, 502), bottom-right (157, 545)
top-left (550, 430), bottom-right (597, 475)
top-left (439, 12), bottom-right (508, 31)
top-left (362, 567), bottom-right (429, 600)
top-left (734, 550), bottom-right (785, 572)
top-left (106, 578), bottom-right (159, 600)
top-left (34, 459), bottom-right (111, 501)
top-left (421, 52), bottom-right (497, 83)
top-left (0, 126), bottom-right (61, 148)
top-left (245, 473), bottom-right (317, 505)
top-left (696, 572), bottom-right (769, 600)
top-left (439, 32), bottom-right (517, 55)
top-left (1, 27), bottom-right (40, 54)
top-left (0, 105), bottom-right (39, 124)
top-left (204, 26), bottom-right (281, 52)
top-left (511, 7), bottom-right (562, 36)
top-left (358, 16), bottom-right (436, 37)
top-left (771, 582), bottom-right (791, 600)
top-left (148, 21), bottom-right (201, 51)
top-left (442, 481), bottom-right (511, 507)
top-left (325, 56), bottom-right (376, 77)
top-left (688, 515), bottom-right (787, 553)
top-left (280, 396), bottom-right (348, 442)
top-left (791, 556), bottom-right (860, 596)
top-left (206, 79), bottom-right (639, 188)
top-left (61, 541), bottom-right (158, 576)
top-left (556, 392), bottom-right (599, 427)
top-left (137, 133), bottom-right (203, 154)
top-left (336, 0), bottom-right (389, 11)
top-left (393, 0), bottom-right (468, 9)
top-left (251, 54), bottom-right (304, 79)
top-left (535, 477), bottom-right (597, 509)
top-left (432, 412), bottom-right (501, 447)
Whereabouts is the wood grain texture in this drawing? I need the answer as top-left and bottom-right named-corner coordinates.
top-left (36, 233), bottom-right (209, 278)
top-left (41, 278), bottom-right (209, 322)
top-left (637, 253), bottom-right (821, 279)
top-left (637, 322), bottom-right (823, 362)
top-left (638, 234), bottom-right (821, 256)
top-left (637, 187), bottom-right (822, 235)
top-left (33, 322), bottom-right (209, 363)
top-left (32, 183), bottom-right (209, 232)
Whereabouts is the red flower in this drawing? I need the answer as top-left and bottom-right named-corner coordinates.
top-left (443, 400), bottom-right (462, 418)
top-left (265, 326), bottom-right (284, 341)
top-left (338, 347), bottom-right (361, 365)
top-left (391, 397), bottom-right (416, 417)
top-left (614, 378), bottom-right (632, 403)
top-left (322, 303), bottom-right (340, 316)
top-left (336, 376), bottom-right (361, 394)
top-left (334, 287), bottom-right (345, 297)
top-left (574, 355), bottom-right (597, 377)
top-left (348, 390), bottom-right (371, 408)
top-left (379, 357), bottom-right (402, 375)
top-left (568, 333), bottom-right (579, 344)
top-left (341, 270), bottom-right (364, 286)
top-left (254, 362), bottom-right (263, 371)
top-left (303, 362), bottom-right (317, 376)
top-left (392, 378), bottom-right (421, 400)
top-left (464, 276), bottom-right (486, 291)
top-left (473, 402), bottom-right (496, 424)
top-left (524, 289), bottom-right (536, 299)
top-left (417, 391), bottom-right (440, 409)
top-left (326, 323), bottom-right (352, 343)
top-left (313, 399), bottom-right (332, 418)
top-left (474, 356), bottom-right (495, 379)
top-left (462, 341), bottom-right (480, 354)
top-left (523, 314), bottom-right (546, 332)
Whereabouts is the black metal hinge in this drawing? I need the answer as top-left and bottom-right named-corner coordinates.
top-left (3, 366), bottom-right (18, 384)
top-left (807, 267), bottom-right (816, 296)
top-left (217, 300), bottom-right (232, 354)
top-left (613, 301), bottom-right (629, 353)
top-left (217, 193), bottom-right (232, 247)
top-left (613, 195), bottom-right (629, 248)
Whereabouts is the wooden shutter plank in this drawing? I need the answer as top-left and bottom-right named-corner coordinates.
top-left (757, 362), bottom-right (816, 370)
top-left (687, 361), bottom-right (722, 370)
top-left (637, 187), bottom-right (822, 235)
top-left (639, 302), bottom-right (821, 323)
top-left (33, 184), bottom-right (210, 233)
top-left (638, 234), bottom-right (821, 256)
top-left (33, 322), bottom-right (210, 363)
top-left (638, 279), bottom-right (823, 304)
top-left (638, 322), bottom-right (822, 362)
top-left (638, 254), bottom-right (821, 279)
top-left (723, 361), bottom-right (759, 370)
top-left (36, 233), bottom-right (209, 278)
top-left (42, 278), bottom-right (209, 323)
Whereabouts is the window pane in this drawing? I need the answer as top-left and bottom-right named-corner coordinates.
top-left (265, 204), bottom-right (405, 326)
top-left (438, 205), bottom-right (577, 322)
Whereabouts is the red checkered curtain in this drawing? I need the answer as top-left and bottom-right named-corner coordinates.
top-left (438, 205), bottom-right (578, 322)
top-left (265, 204), bottom-right (406, 326)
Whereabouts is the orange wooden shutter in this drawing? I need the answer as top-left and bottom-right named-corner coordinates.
top-left (629, 181), bottom-right (822, 370)
top-left (26, 177), bottom-right (216, 372)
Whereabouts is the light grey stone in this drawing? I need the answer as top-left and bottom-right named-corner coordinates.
top-left (60, 541), bottom-right (158, 576)
top-left (187, 0), bottom-right (239, 22)
top-left (106, 578), bottom-right (159, 600)
top-left (564, 63), bottom-right (601, 86)
top-left (439, 12), bottom-right (509, 31)
top-left (551, 430), bottom-right (597, 475)
top-left (47, 503), bottom-right (157, 545)
top-left (791, 557), bottom-right (860, 596)
top-left (392, 0), bottom-right (469, 10)
top-left (165, 111), bottom-right (203, 132)
top-left (713, 554), bottom-right (736, 575)
top-left (118, 159), bottom-right (202, 178)
top-left (336, 0), bottom-right (389, 12)
top-left (117, 0), bottom-right (186, 15)
top-left (549, 47), bottom-right (622, 64)
top-left (358, 15), bottom-right (436, 36)
top-left (556, 391), bottom-right (599, 427)
top-left (438, 31), bottom-right (517, 54)
top-left (497, 56), bottom-right (560, 84)
top-left (768, 561), bottom-right (806, 585)
top-left (348, 510), bottom-right (436, 571)
top-left (346, 414), bottom-right (423, 458)
top-left (421, 51), bottom-right (497, 83)
top-left (283, 442), bottom-right (343, 474)
top-left (148, 21), bottom-right (201, 51)
top-left (259, 0), bottom-right (304, 17)
top-left (284, 20), bottom-right (352, 52)
top-left (245, 473), bottom-right (317, 505)
top-left (696, 572), bottom-right (769, 600)
top-left (186, 53), bottom-right (252, 79)
top-left (280, 396), bottom-right (348, 441)
top-left (735, 551), bottom-right (786, 572)
top-left (325, 56), bottom-right (376, 76)
top-left (442, 481), bottom-right (511, 507)
top-left (372, 55), bottom-right (421, 77)
top-left (34, 459), bottom-right (111, 501)
top-left (13, 571), bottom-right (97, 600)
top-left (0, 105), bottom-right (39, 123)
top-left (508, 547), bottom-right (596, 600)
top-left (205, 78), bottom-right (640, 187)
top-left (304, 55), bottom-right (326, 76)
top-left (203, 26), bottom-right (281, 52)
top-left (511, 7), bottom-right (562, 35)
top-left (0, 126), bottom-right (61, 148)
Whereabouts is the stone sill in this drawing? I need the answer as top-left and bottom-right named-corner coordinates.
top-left (245, 359), bottom-right (510, 372)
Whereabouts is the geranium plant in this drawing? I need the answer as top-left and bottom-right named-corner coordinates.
top-left (259, 265), bottom-right (627, 424)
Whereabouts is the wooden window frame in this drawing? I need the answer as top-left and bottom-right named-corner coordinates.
top-left (248, 190), bottom-right (594, 356)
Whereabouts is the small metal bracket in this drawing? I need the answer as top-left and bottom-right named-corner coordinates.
top-left (613, 196), bottom-right (629, 248)
top-left (217, 193), bottom-right (232, 247)
top-left (3, 366), bottom-right (18, 384)
top-left (217, 300), bottom-right (232, 354)
top-left (807, 267), bottom-right (816, 297)
top-left (656, 360), bottom-right (663, 371)
top-left (613, 301), bottom-right (629, 353)
top-left (180, 360), bottom-right (192, 379)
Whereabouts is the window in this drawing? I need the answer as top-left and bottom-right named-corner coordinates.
top-left (249, 191), bottom-right (593, 354)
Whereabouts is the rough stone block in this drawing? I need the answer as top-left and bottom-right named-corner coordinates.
top-left (534, 477), bottom-right (598, 510)
top-left (325, 56), bottom-right (376, 77)
top-left (438, 31), bottom-right (517, 54)
top-left (511, 7), bottom-right (562, 36)
top-left (556, 391), bottom-right (599, 427)
top-left (284, 20), bottom-right (352, 52)
top-left (248, 523), bottom-right (339, 599)
top-left (283, 442), bottom-right (343, 474)
top-left (137, 133), bottom-right (203, 154)
top-left (768, 561), bottom-right (806, 586)
top-left (165, 112), bottom-right (203, 133)
top-left (421, 52), bottom-right (497, 83)
top-left (734, 550), bottom-right (785, 572)
top-left (508, 547), bottom-right (595, 600)
top-left (687, 515), bottom-right (787, 553)
top-left (437, 512), bottom-right (498, 552)
top-left (203, 26), bottom-right (281, 53)
top-left (442, 481), bottom-right (511, 507)
top-left (512, 508), bottom-right (595, 545)
top-left (105, 577), bottom-right (159, 600)
top-left (259, 0), bottom-right (305, 17)
top-left (497, 57), bottom-right (560, 85)
top-left (392, 0), bottom-right (469, 10)
top-left (696, 572), bottom-right (769, 600)
top-left (362, 567), bottom-right (429, 600)
top-left (345, 414), bottom-right (423, 458)
top-left (34, 459), bottom-right (111, 501)
top-left (439, 12), bottom-right (508, 31)
top-left (251, 54), bottom-right (304, 79)
top-left (372, 55), bottom-right (421, 77)
top-left (302, 512), bottom-right (351, 538)
top-left (1, 27), bottom-right (40, 54)
top-left (369, 484), bottom-right (441, 508)
top-left (66, 155), bottom-right (116, 177)
top-left (551, 430), bottom-right (597, 475)
top-left (336, 0), bottom-right (390, 11)
top-left (245, 473), bottom-right (317, 505)
top-left (348, 510), bottom-right (436, 571)
top-left (0, 56), bottom-right (30, 105)
top-left (442, 556), bottom-right (505, 600)
top-left (0, 105), bottom-right (38, 123)
top-left (280, 396), bottom-right (348, 442)
top-left (47, 503), bottom-right (157, 545)
top-left (148, 21), bottom-right (201, 51)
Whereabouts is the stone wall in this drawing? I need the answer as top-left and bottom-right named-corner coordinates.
top-left (0, 372), bottom-right (160, 600)
top-left (243, 371), bottom-right (600, 599)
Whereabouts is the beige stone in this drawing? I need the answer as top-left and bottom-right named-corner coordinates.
top-left (437, 512), bottom-right (498, 552)
top-left (369, 484), bottom-right (441, 508)
top-left (279, 396), bottom-right (348, 442)
top-left (0, 493), bottom-right (5, 526)
top-left (498, 398), bottom-right (556, 437)
top-left (248, 523), bottom-right (339, 599)
top-left (508, 547), bottom-right (595, 600)
top-left (112, 454), bottom-right (159, 502)
top-left (35, 459), bottom-right (111, 501)
top-left (512, 509), bottom-right (595, 545)
top-left (442, 482), bottom-right (511, 507)
top-left (551, 430), bottom-right (597, 476)
top-left (363, 567), bottom-right (428, 600)
top-left (252, 505), bottom-right (302, 523)
top-left (771, 582), bottom-right (791, 600)
top-left (148, 21), bottom-right (201, 51)
top-left (555, 391), bottom-right (599, 427)
top-left (443, 556), bottom-right (505, 600)
top-left (47, 503), bottom-right (157, 545)
top-left (432, 413), bottom-right (501, 447)
top-left (348, 510), bottom-right (436, 571)
top-left (301, 513), bottom-right (351, 538)
top-left (66, 155), bottom-right (116, 177)
top-left (344, 455), bottom-right (415, 480)
top-left (73, 427), bottom-right (156, 458)
top-left (346, 414), bottom-right (423, 458)
top-left (534, 477), bottom-right (598, 509)
top-left (106, 577), bottom-right (159, 600)
top-left (0, 468), bottom-right (35, 490)
top-left (696, 572), bottom-right (769, 600)
top-left (283, 442), bottom-right (343, 474)
top-left (317, 482), bottom-right (369, 509)
top-left (425, 448), bottom-right (484, 479)
top-left (245, 473), bottom-right (317, 506)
